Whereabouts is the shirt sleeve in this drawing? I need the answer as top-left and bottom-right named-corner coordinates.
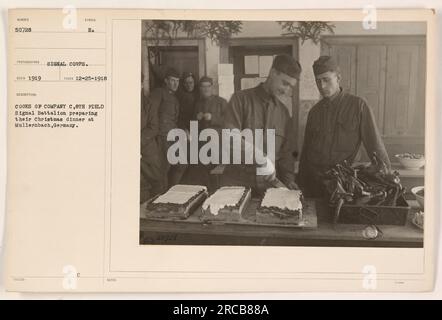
top-left (210, 97), bottom-right (228, 128)
top-left (193, 100), bottom-right (200, 118)
top-left (223, 93), bottom-right (243, 130)
top-left (276, 116), bottom-right (296, 186)
top-left (222, 93), bottom-right (253, 165)
top-left (140, 89), bottom-right (160, 146)
top-left (297, 111), bottom-right (314, 187)
top-left (360, 100), bottom-right (391, 169)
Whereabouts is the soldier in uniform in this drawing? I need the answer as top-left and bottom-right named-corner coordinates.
top-left (190, 76), bottom-right (228, 187)
top-left (222, 54), bottom-right (301, 193)
top-left (195, 76), bottom-right (228, 133)
top-left (176, 71), bottom-right (198, 131)
top-left (169, 72), bottom-right (198, 186)
top-left (148, 67), bottom-right (180, 192)
top-left (298, 55), bottom-right (390, 197)
top-left (140, 73), bottom-right (162, 203)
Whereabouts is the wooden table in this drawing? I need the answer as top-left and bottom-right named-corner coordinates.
top-left (140, 199), bottom-right (423, 248)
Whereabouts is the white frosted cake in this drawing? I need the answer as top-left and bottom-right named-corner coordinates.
top-left (201, 186), bottom-right (251, 222)
top-left (145, 184), bottom-right (208, 219)
top-left (257, 188), bottom-right (303, 224)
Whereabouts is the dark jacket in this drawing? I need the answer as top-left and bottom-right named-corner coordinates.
top-left (223, 83), bottom-right (296, 188)
top-left (148, 87), bottom-right (180, 137)
top-left (176, 89), bottom-right (197, 131)
top-left (195, 95), bottom-right (228, 132)
top-left (140, 91), bottom-right (159, 150)
top-left (298, 89), bottom-right (390, 196)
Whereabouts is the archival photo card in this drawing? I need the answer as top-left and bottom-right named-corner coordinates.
top-left (4, 8), bottom-right (436, 293)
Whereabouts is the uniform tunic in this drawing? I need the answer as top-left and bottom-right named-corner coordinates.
top-left (298, 89), bottom-right (390, 197)
top-left (140, 91), bottom-right (162, 202)
top-left (222, 83), bottom-right (296, 190)
top-left (195, 95), bottom-right (228, 132)
top-left (176, 89), bottom-right (197, 131)
top-left (148, 87), bottom-right (180, 137)
top-left (187, 95), bottom-right (228, 188)
top-left (147, 87), bottom-right (180, 191)
top-left (172, 89), bottom-right (197, 186)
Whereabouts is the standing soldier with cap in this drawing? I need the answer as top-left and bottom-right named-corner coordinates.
top-left (222, 54), bottom-right (301, 193)
top-left (298, 55), bottom-right (390, 197)
top-left (140, 72), bottom-right (162, 203)
top-left (176, 71), bottom-right (198, 132)
top-left (148, 67), bottom-right (180, 192)
top-left (170, 71), bottom-right (198, 186)
top-left (196, 76), bottom-right (228, 133)
top-left (191, 76), bottom-right (228, 187)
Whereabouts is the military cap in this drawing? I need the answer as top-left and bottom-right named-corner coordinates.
top-left (272, 54), bottom-right (302, 79)
top-left (182, 71), bottom-right (195, 80)
top-left (199, 76), bottom-right (213, 85)
top-left (313, 56), bottom-right (339, 76)
top-left (164, 67), bottom-right (180, 79)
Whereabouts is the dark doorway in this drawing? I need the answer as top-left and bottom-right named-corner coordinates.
top-left (148, 46), bottom-right (199, 90)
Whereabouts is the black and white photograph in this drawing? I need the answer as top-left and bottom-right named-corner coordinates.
top-left (2, 5), bottom-right (439, 296)
top-left (139, 19), bottom-right (426, 248)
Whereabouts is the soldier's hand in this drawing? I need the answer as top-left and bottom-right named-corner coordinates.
top-left (196, 112), bottom-right (204, 121)
top-left (286, 181), bottom-right (300, 190)
top-left (203, 112), bottom-right (212, 121)
top-left (263, 170), bottom-right (276, 182)
top-left (256, 157), bottom-right (276, 181)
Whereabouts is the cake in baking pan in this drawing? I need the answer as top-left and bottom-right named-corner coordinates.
top-left (256, 188), bottom-right (303, 225)
top-left (201, 186), bottom-right (252, 222)
top-left (145, 184), bottom-right (208, 219)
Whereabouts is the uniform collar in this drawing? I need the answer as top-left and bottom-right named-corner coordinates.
top-left (324, 87), bottom-right (343, 103)
top-left (201, 94), bottom-right (214, 101)
top-left (163, 86), bottom-right (176, 95)
top-left (255, 83), bottom-right (275, 103)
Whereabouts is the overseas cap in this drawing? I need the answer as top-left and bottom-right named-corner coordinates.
top-left (199, 76), bottom-right (213, 85)
top-left (313, 56), bottom-right (339, 76)
top-left (164, 67), bottom-right (180, 79)
top-left (182, 71), bottom-right (195, 80)
top-left (272, 54), bottom-right (302, 79)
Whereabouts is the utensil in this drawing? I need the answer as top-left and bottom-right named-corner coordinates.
top-left (411, 186), bottom-right (424, 209)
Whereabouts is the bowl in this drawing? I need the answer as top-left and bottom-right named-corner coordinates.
top-left (395, 154), bottom-right (425, 170)
top-left (411, 186), bottom-right (424, 209)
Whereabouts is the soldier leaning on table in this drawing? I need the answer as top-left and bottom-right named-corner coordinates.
top-left (298, 56), bottom-right (391, 197)
top-left (222, 54), bottom-right (301, 194)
